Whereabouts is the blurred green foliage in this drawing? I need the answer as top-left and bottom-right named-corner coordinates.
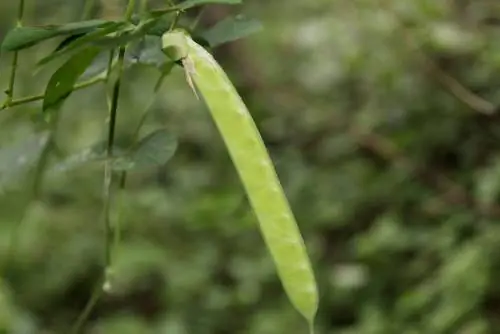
top-left (2, 0), bottom-right (500, 333)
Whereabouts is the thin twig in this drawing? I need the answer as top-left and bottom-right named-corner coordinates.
top-left (103, 49), bottom-right (120, 285)
top-left (81, 0), bottom-right (96, 20)
top-left (140, 0), bottom-right (149, 15)
top-left (421, 56), bottom-right (496, 115)
top-left (114, 72), bottom-right (164, 266)
top-left (376, 0), bottom-right (497, 115)
top-left (1, 74), bottom-right (106, 110)
top-left (190, 6), bottom-right (207, 31)
top-left (72, 1), bottom-right (137, 331)
top-left (69, 51), bottom-right (116, 334)
top-left (102, 0), bottom-right (136, 286)
top-left (4, 0), bottom-right (26, 105)
top-left (70, 280), bottom-right (103, 334)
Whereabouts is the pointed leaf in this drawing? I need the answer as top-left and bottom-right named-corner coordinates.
top-left (1, 20), bottom-right (112, 52)
top-left (54, 32), bottom-right (88, 52)
top-left (50, 142), bottom-right (128, 174)
top-left (91, 18), bottom-right (159, 49)
top-left (52, 130), bottom-right (177, 173)
top-left (37, 22), bottom-right (128, 66)
top-left (127, 36), bottom-right (174, 72)
top-left (43, 47), bottom-right (101, 112)
top-left (201, 15), bottom-right (263, 47)
top-left (144, 15), bottom-right (176, 37)
top-left (112, 129), bottom-right (178, 171)
top-left (178, 0), bottom-right (242, 10)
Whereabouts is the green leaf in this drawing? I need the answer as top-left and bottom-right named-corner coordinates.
top-left (54, 33), bottom-right (88, 52)
top-left (43, 47), bottom-right (101, 113)
top-left (200, 15), bottom-right (263, 47)
top-left (144, 15), bottom-right (176, 37)
top-left (127, 36), bottom-right (171, 69)
top-left (91, 18), bottom-right (159, 49)
top-left (50, 143), bottom-right (126, 174)
top-left (0, 20), bottom-right (112, 52)
top-left (52, 130), bottom-right (177, 173)
top-left (178, 0), bottom-right (242, 11)
top-left (37, 22), bottom-right (128, 66)
top-left (112, 129), bottom-right (178, 171)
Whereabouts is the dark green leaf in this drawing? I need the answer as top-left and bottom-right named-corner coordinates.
top-left (50, 142), bottom-right (126, 174)
top-left (54, 33), bottom-right (87, 52)
top-left (0, 20), bottom-right (112, 52)
top-left (178, 0), bottom-right (242, 11)
top-left (37, 22), bottom-right (128, 66)
top-left (112, 129), bottom-right (178, 171)
top-left (91, 18), bottom-right (159, 49)
top-left (144, 15), bottom-right (175, 37)
top-left (127, 36), bottom-right (168, 68)
top-left (192, 35), bottom-right (211, 48)
top-left (201, 15), bottom-right (263, 47)
top-left (144, 15), bottom-right (176, 36)
top-left (43, 47), bottom-right (101, 113)
top-left (52, 130), bottom-right (177, 173)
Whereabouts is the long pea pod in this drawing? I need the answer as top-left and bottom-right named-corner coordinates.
top-left (162, 29), bottom-right (319, 329)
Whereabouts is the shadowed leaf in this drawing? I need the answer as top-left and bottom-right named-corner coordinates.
top-left (43, 47), bottom-right (101, 113)
top-left (0, 20), bottom-right (113, 52)
top-left (112, 129), bottom-right (178, 171)
top-left (201, 15), bottom-right (263, 47)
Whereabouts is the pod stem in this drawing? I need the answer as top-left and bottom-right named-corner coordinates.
top-left (309, 321), bottom-right (315, 334)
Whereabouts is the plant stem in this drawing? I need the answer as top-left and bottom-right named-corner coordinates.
top-left (81, 0), bottom-right (96, 20)
top-left (70, 280), bottom-right (103, 334)
top-left (69, 50), bottom-right (116, 334)
top-left (125, 0), bottom-right (137, 21)
top-left (114, 70), bottom-right (163, 256)
top-left (1, 74), bottom-right (106, 110)
top-left (5, 0), bottom-right (26, 103)
top-left (169, 10), bottom-right (182, 31)
top-left (140, 0), bottom-right (148, 14)
top-left (71, 2), bottom-right (134, 331)
top-left (190, 6), bottom-right (206, 31)
top-left (102, 2), bottom-right (135, 283)
top-left (103, 49), bottom-right (125, 279)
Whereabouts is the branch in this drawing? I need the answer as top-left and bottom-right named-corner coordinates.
top-left (0, 74), bottom-right (106, 110)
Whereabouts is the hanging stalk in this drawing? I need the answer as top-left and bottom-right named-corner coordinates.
top-left (71, 1), bottom-right (136, 332)
top-left (102, 0), bottom-right (136, 293)
top-left (5, 0), bottom-right (26, 103)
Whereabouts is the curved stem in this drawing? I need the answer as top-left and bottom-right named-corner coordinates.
top-left (72, 2), bottom-right (134, 331)
top-left (140, 0), bottom-right (148, 14)
top-left (5, 0), bottom-right (26, 103)
top-left (1, 74), bottom-right (106, 110)
top-left (81, 0), bottom-right (96, 20)
top-left (69, 281), bottom-right (103, 334)
top-left (69, 50), bottom-right (117, 334)
top-left (103, 48), bottom-right (124, 278)
top-left (125, 0), bottom-right (137, 21)
top-left (190, 6), bottom-right (207, 31)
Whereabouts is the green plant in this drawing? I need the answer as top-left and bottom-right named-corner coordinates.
top-left (0, 0), bottom-right (318, 332)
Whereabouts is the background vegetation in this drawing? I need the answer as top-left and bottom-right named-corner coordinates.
top-left (1, 0), bottom-right (500, 333)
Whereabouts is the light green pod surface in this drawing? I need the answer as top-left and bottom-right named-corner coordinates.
top-left (163, 31), bottom-right (318, 323)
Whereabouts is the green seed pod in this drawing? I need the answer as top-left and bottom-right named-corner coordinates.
top-left (161, 29), bottom-right (188, 62)
top-left (161, 29), bottom-right (319, 328)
